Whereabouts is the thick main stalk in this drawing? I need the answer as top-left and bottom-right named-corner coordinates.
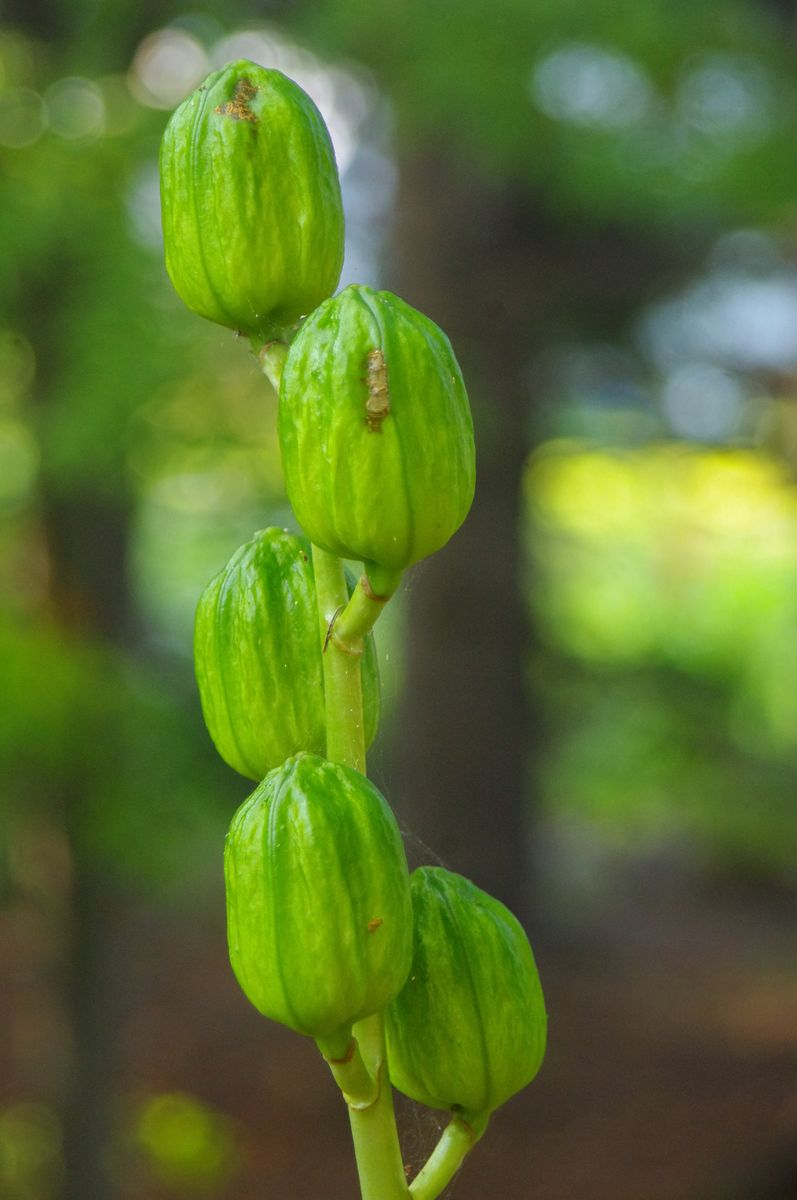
top-left (312, 546), bottom-right (368, 772)
top-left (311, 543), bottom-right (409, 1200)
top-left (346, 1012), bottom-right (409, 1200)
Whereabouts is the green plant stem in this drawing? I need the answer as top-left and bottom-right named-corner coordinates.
top-left (331, 571), bottom-right (397, 650)
top-left (409, 1114), bottom-right (487, 1200)
top-left (311, 542), bottom-right (409, 1200)
top-left (316, 1032), bottom-right (379, 1109)
top-left (255, 337), bottom-right (289, 391)
top-left (312, 544), bottom-right (368, 773)
top-left (346, 1013), bottom-right (409, 1200)
top-left (311, 548), bottom-right (399, 770)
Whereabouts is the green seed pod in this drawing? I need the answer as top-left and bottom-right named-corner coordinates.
top-left (278, 285), bottom-right (475, 584)
top-left (225, 753), bottom-right (413, 1038)
top-left (160, 60), bottom-right (344, 337)
top-left (385, 867), bottom-right (546, 1123)
top-left (194, 528), bottom-right (380, 780)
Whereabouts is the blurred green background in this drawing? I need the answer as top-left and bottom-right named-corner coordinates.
top-left (1, 2), bottom-right (796, 1198)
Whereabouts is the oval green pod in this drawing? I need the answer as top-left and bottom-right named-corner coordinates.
top-left (385, 867), bottom-right (546, 1123)
top-left (160, 60), bottom-right (344, 337)
top-left (278, 285), bottom-right (475, 580)
top-left (194, 528), bottom-right (380, 780)
top-left (225, 753), bottom-right (413, 1038)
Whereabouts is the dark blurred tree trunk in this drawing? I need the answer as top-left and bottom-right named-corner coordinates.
top-left (387, 160), bottom-right (532, 916)
top-left (22, 261), bottom-right (134, 1196)
top-left (43, 492), bottom-right (132, 1200)
top-left (387, 153), bottom-right (684, 920)
top-left (61, 792), bottom-right (120, 1200)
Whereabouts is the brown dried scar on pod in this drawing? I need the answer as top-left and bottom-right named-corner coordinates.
top-left (367, 917), bottom-right (383, 933)
top-left (215, 77), bottom-right (258, 122)
top-left (364, 349), bottom-right (390, 431)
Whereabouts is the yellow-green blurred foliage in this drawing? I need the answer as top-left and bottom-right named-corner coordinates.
top-left (529, 442), bottom-right (797, 873)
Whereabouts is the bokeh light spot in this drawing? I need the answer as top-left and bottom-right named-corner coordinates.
top-left (0, 88), bottom-right (46, 148)
top-left (661, 363), bottom-right (745, 442)
top-left (125, 161), bottom-right (163, 251)
top-left (130, 30), bottom-right (208, 110)
top-left (0, 416), bottom-right (39, 511)
top-left (530, 42), bottom-right (653, 129)
top-left (678, 53), bottom-right (772, 141)
top-left (45, 77), bottom-right (105, 142)
top-left (135, 1092), bottom-right (236, 1188)
top-left (0, 1103), bottom-right (63, 1198)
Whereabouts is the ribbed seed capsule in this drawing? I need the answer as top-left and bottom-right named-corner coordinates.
top-left (160, 60), bottom-right (344, 336)
top-left (225, 754), bottom-right (413, 1038)
top-left (385, 867), bottom-right (546, 1123)
top-left (278, 285), bottom-right (475, 582)
top-left (194, 528), bottom-right (380, 780)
